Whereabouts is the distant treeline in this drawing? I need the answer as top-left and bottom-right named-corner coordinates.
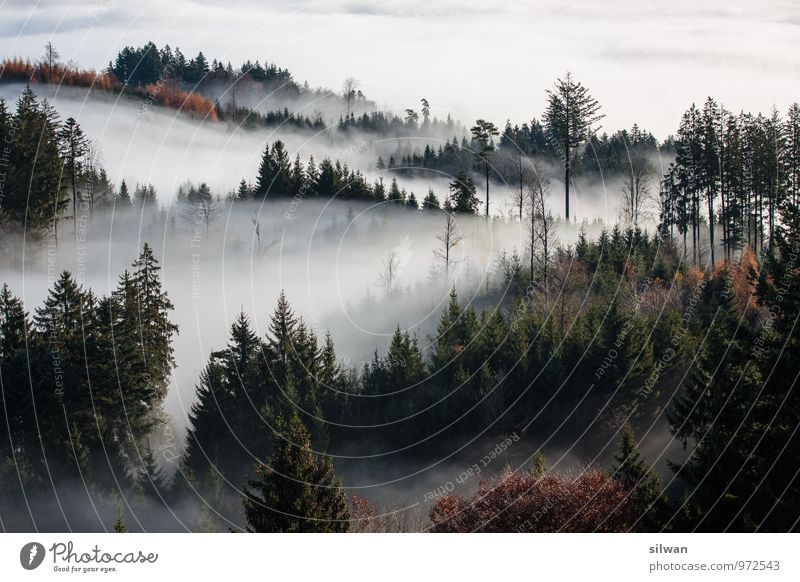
top-left (0, 87), bottom-right (480, 248)
top-left (0, 56), bottom-right (218, 120)
top-left (2, 42), bottom-right (467, 136)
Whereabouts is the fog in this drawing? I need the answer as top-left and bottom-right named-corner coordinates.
top-left (0, 84), bottom-right (686, 531)
top-left (0, 83), bottom-right (663, 226)
top-left (1, 190), bottom-right (689, 531)
top-left (0, 83), bottom-right (468, 208)
top-left (1, 199), bottom-right (530, 436)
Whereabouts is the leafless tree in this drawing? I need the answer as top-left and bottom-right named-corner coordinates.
top-left (42, 42), bottom-right (59, 83)
top-left (342, 77), bottom-right (361, 117)
top-left (526, 165), bottom-right (557, 296)
top-left (251, 215), bottom-right (262, 257)
top-left (433, 207), bottom-right (463, 279)
top-left (510, 149), bottom-right (532, 221)
top-left (378, 249), bottom-right (399, 294)
top-left (249, 214), bottom-right (277, 257)
top-left (620, 155), bottom-right (654, 228)
top-left (182, 188), bottom-right (222, 237)
top-left (195, 198), bottom-right (221, 237)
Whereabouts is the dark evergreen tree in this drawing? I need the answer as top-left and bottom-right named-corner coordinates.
top-left (136, 443), bottom-right (169, 504)
top-left (470, 119), bottom-right (499, 218)
top-left (242, 412), bottom-right (350, 532)
top-left (449, 172), bottom-right (480, 214)
top-left (4, 86), bottom-right (66, 231)
top-left (117, 179), bottom-right (132, 206)
top-left (58, 117), bottom-right (88, 236)
top-left (543, 72), bottom-right (604, 220)
top-left (613, 423), bottom-right (667, 531)
top-left (668, 268), bottom-right (764, 531)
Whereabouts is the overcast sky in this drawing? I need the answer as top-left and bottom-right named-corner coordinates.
top-left (1, 0), bottom-right (799, 137)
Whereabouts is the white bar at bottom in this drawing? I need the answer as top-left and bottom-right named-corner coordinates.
top-left (0, 533), bottom-right (795, 581)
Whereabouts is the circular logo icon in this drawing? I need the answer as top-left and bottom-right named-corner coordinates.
top-left (20, 542), bottom-right (46, 570)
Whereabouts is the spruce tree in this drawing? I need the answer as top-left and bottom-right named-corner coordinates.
top-left (181, 311), bottom-right (269, 492)
top-left (58, 117), bottom-right (88, 236)
top-left (136, 443), bottom-right (169, 504)
top-left (242, 413), bottom-right (350, 532)
top-left (668, 268), bottom-right (764, 531)
top-left (543, 73), bottom-right (604, 220)
top-left (613, 423), bottom-right (667, 531)
top-left (254, 144), bottom-right (275, 198)
top-left (449, 172), bottom-right (480, 214)
top-left (423, 188), bottom-right (440, 209)
top-left (113, 509), bottom-right (127, 533)
top-left (131, 243), bottom-right (178, 404)
top-left (6, 86), bottom-right (67, 231)
top-left (117, 180), bottom-right (132, 206)
top-left (236, 179), bottom-right (252, 200)
top-left (0, 285), bottom-right (30, 486)
top-left (746, 198), bottom-right (800, 531)
top-left (0, 283), bottom-right (29, 361)
top-left (267, 291), bottom-right (299, 413)
top-left (470, 119), bottom-right (499, 218)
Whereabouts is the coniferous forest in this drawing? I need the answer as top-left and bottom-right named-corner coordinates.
top-left (1, 32), bottom-right (799, 535)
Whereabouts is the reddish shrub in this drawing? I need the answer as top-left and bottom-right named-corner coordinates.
top-left (429, 469), bottom-right (636, 532)
top-left (0, 59), bottom-right (217, 121)
top-left (139, 82), bottom-right (218, 121)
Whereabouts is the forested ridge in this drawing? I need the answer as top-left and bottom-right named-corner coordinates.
top-left (1, 50), bottom-right (799, 532)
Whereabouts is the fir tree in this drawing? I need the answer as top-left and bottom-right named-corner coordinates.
top-left (117, 180), bottom-right (132, 206)
top-left (242, 413), bottom-right (350, 532)
top-left (449, 172), bottom-right (480, 214)
top-left (136, 443), bottom-right (169, 504)
top-left (6, 86), bottom-right (67, 231)
top-left (543, 72), bottom-right (604, 220)
top-left (470, 119), bottom-right (499, 218)
top-left (58, 117), bottom-right (88, 236)
top-left (613, 423), bottom-right (667, 531)
top-left (668, 268), bottom-right (764, 531)
top-left (422, 188), bottom-right (440, 209)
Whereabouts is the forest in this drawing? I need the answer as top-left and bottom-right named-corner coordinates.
top-left (0, 42), bottom-right (799, 533)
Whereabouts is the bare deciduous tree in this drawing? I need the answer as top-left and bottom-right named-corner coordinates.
top-left (526, 165), bottom-right (557, 296)
top-left (433, 206), bottom-right (463, 279)
top-left (249, 214), bottom-right (277, 258)
top-left (43, 42), bottom-right (59, 83)
top-left (378, 250), bottom-right (399, 294)
top-left (182, 184), bottom-right (222, 236)
top-left (510, 148), bottom-right (532, 222)
top-left (251, 215), bottom-right (262, 257)
top-left (342, 77), bottom-right (361, 117)
top-left (620, 156), bottom-right (654, 228)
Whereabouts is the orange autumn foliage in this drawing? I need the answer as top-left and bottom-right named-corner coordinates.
top-left (0, 58), bottom-right (216, 121)
top-left (1, 57), bottom-right (116, 90)
top-left (712, 248), bottom-right (759, 315)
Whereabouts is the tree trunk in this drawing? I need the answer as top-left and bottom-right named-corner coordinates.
top-left (565, 139), bottom-right (571, 221)
top-left (485, 163), bottom-right (490, 220)
top-left (71, 159), bottom-right (78, 237)
top-left (708, 189), bottom-right (715, 268)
